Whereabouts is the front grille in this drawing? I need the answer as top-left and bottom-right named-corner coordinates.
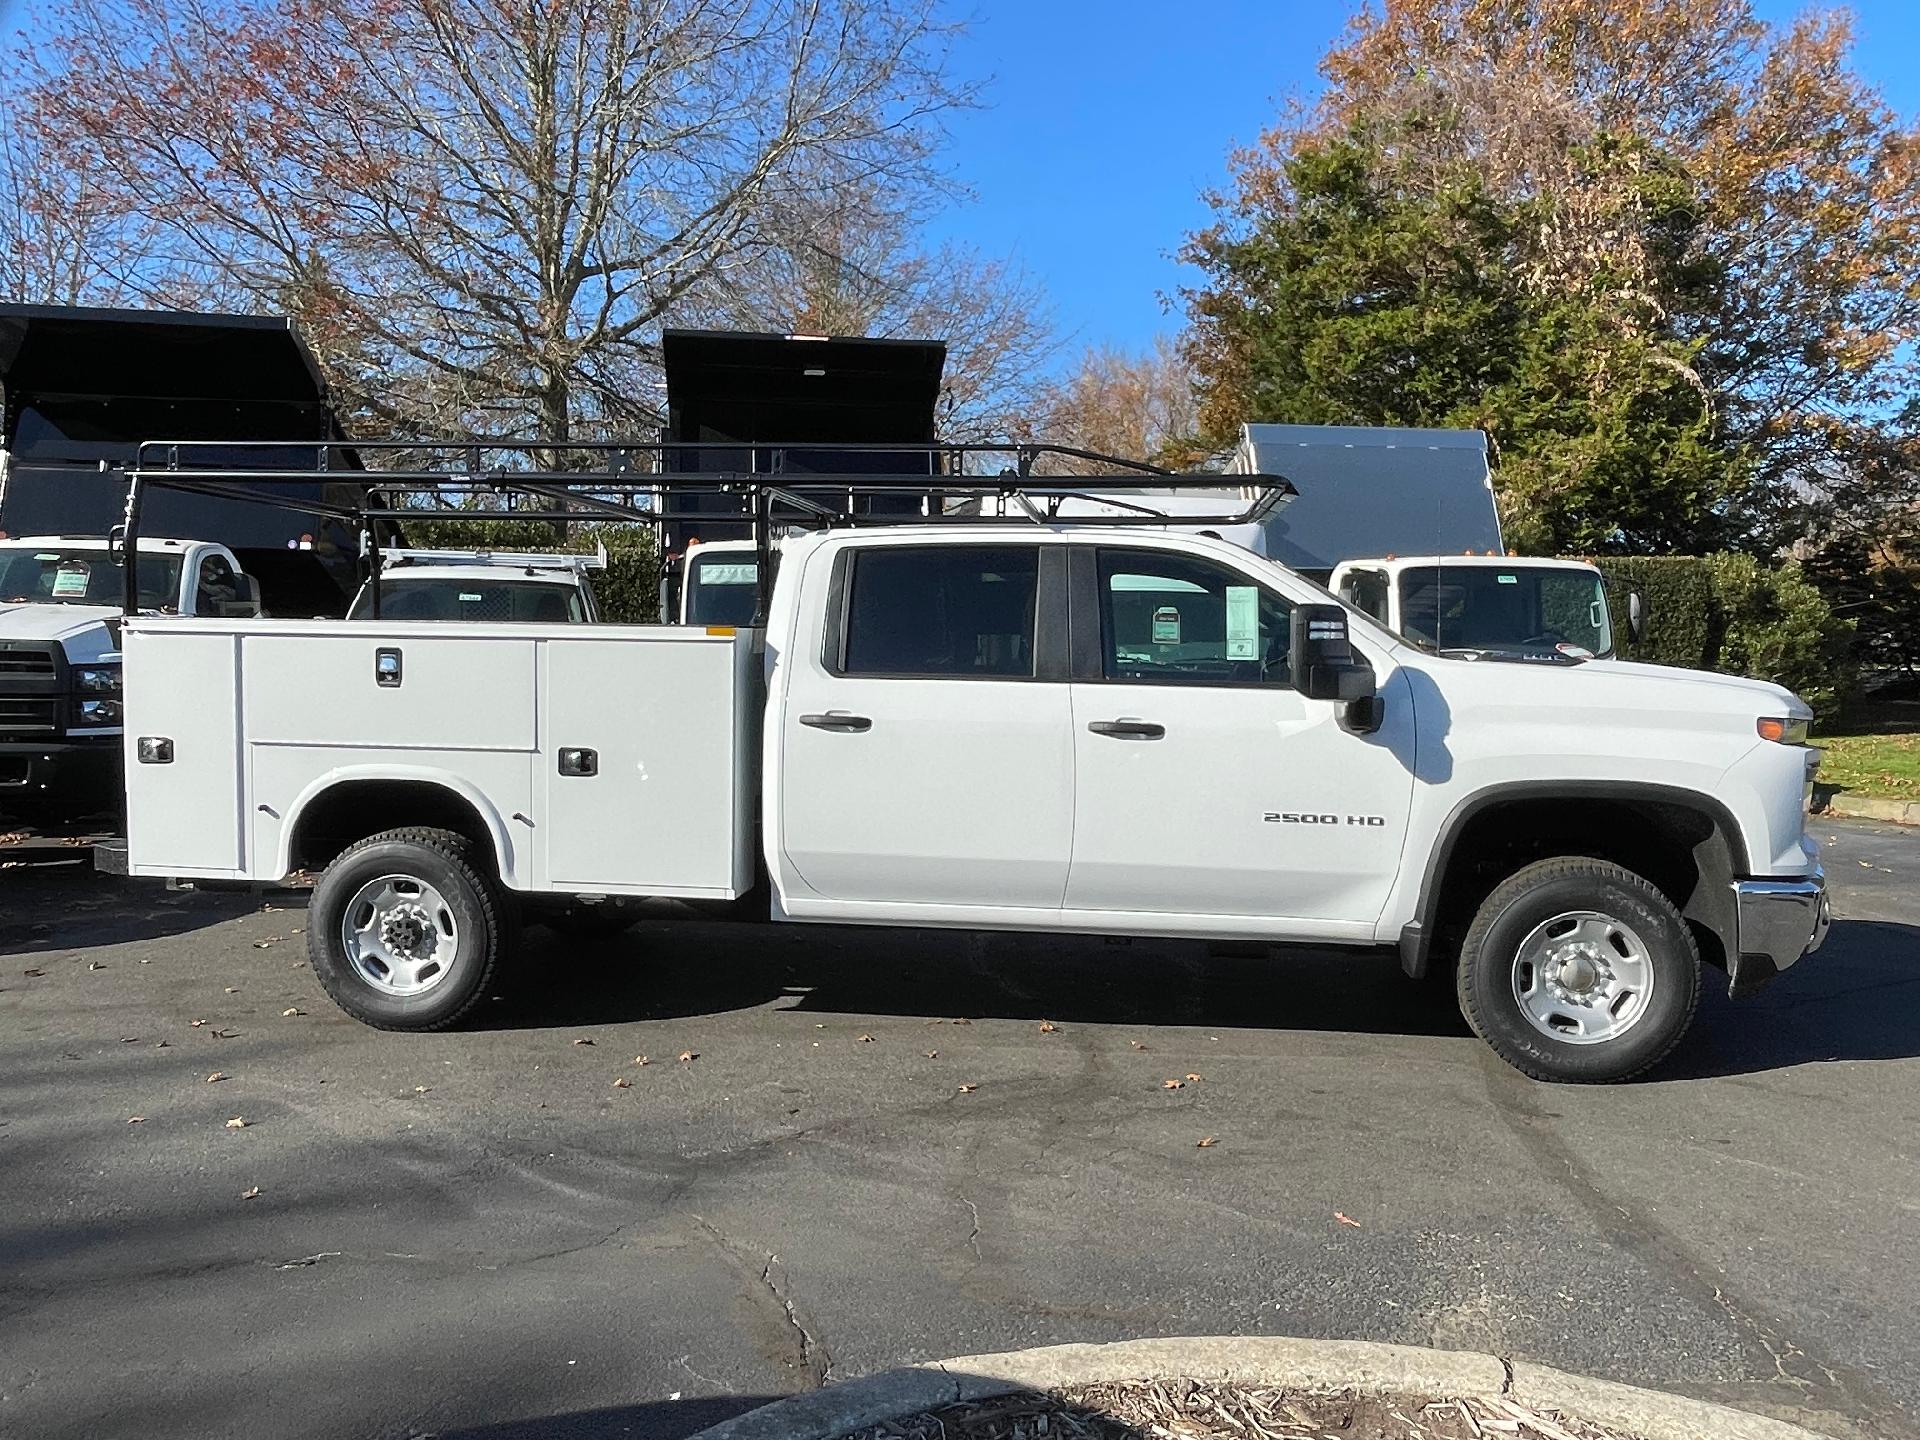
top-left (0, 652), bottom-right (55, 677)
top-left (0, 698), bottom-right (58, 735)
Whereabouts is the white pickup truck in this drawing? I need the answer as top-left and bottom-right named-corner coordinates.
top-left (1332, 555), bottom-right (1623, 665)
top-left (1, 535), bottom-right (260, 818)
top-left (114, 519), bottom-right (1828, 1082)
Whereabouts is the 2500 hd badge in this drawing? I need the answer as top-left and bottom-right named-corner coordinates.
top-left (1264, 812), bottom-right (1388, 827)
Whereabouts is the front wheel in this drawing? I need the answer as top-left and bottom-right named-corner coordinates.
top-left (1457, 857), bottom-right (1701, 1083)
top-left (307, 827), bottom-right (505, 1030)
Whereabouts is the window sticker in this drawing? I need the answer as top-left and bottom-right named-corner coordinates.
top-left (701, 562), bottom-right (758, 585)
top-left (459, 592), bottom-right (483, 602)
top-left (52, 564), bottom-right (91, 598)
top-left (1225, 585), bottom-right (1259, 660)
top-left (1497, 573), bottom-right (1518, 584)
top-left (1151, 606), bottom-right (1182, 645)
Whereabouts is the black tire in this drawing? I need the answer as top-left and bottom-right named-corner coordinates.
top-left (1456, 856), bottom-right (1701, 1083)
top-left (307, 826), bottom-right (505, 1031)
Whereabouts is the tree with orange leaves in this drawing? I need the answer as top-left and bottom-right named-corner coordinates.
top-left (1182, 0), bottom-right (1920, 554)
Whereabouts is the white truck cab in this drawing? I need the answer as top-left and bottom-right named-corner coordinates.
top-left (1332, 554), bottom-right (1616, 664)
top-left (349, 548), bottom-right (604, 623)
top-left (0, 535), bottom-right (258, 816)
top-left (677, 540), bottom-right (762, 626)
top-left (115, 511), bottom-right (1829, 1084)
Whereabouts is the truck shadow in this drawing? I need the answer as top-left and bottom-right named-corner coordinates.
top-left (497, 918), bottom-right (1475, 1039)
top-left (0, 864), bottom-right (258, 957)
top-left (1664, 917), bottom-right (1920, 1080)
top-left (499, 916), bottom-right (1920, 1076)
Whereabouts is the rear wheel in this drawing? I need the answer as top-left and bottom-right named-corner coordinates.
top-left (1457, 856), bottom-right (1701, 1083)
top-left (307, 827), bottom-right (504, 1030)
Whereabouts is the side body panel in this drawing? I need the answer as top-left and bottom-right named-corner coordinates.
top-left (123, 629), bottom-right (244, 874)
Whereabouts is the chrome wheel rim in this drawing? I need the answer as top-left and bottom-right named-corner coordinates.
top-left (341, 874), bottom-right (458, 996)
top-left (1510, 909), bottom-right (1654, 1045)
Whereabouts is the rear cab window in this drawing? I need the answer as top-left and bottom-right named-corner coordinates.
top-left (835, 545), bottom-right (1040, 678)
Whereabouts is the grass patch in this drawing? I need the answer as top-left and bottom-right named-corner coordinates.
top-left (1815, 729), bottom-right (1920, 800)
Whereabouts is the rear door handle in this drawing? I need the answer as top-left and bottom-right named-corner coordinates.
top-left (799, 711), bottom-right (873, 733)
top-left (1087, 719), bottom-right (1165, 739)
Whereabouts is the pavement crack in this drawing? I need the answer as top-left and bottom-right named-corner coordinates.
top-left (759, 1253), bottom-right (833, 1388)
top-left (692, 1215), bottom-right (833, 1390)
top-left (962, 1196), bottom-right (983, 1261)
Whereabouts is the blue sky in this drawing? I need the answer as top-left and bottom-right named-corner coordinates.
top-left (928, 0), bottom-right (1920, 365)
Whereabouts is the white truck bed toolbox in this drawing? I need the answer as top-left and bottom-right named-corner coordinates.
top-left (122, 619), bottom-right (758, 898)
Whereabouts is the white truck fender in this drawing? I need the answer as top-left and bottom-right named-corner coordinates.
top-left (274, 762), bottom-right (522, 884)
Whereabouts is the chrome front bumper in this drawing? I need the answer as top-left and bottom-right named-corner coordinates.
top-left (1728, 865), bottom-right (1830, 997)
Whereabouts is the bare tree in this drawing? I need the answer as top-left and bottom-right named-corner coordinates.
top-left (1037, 336), bottom-right (1204, 470)
top-left (26, 0), bottom-right (978, 442)
top-left (712, 182), bottom-right (1057, 440)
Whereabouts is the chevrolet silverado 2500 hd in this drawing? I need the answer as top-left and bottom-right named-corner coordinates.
top-left (116, 520), bottom-right (1828, 1083)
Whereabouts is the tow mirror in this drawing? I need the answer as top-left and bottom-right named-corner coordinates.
top-left (1627, 588), bottom-right (1649, 647)
top-left (212, 575), bottom-right (263, 618)
top-left (1291, 602), bottom-right (1378, 717)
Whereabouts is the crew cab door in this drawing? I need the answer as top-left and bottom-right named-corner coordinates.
top-left (1064, 545), bottom-right (1415, 930)
top-left (777, 541), bottom-right (1074, 911)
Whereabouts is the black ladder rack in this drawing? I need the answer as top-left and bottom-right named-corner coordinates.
top-left (116, 438), bottom-right (1295, 621)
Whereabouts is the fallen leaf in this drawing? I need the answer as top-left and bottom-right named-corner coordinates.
top-left (924, 1050), bottom-right (939, 1059)
top-left (139, 958), bottom-right (151, 964)
top-left (291, 927), bottom-right (306, 935)
top-left (155, 1040), bottom-right (171, 1049)
top-left (1196, 1136), bottom-right (1217, 1148)
top-left (88, 961), bottom-right (104, 971)
top-left (1185, 1073), bottom-right (1203, 1083)
top-left (1162, 1079), bottom-right (1185, 1090)
top-left (251, 940), bottom-right (278, 949)
top-left (240, 1186), bottom-right (261, 1200)
top-left (190, 1019), bottom-right (207, 1028)
top-left (22, 968), bottom-right (45, 978)
top-left (282, 1007), bottom-right (304, 1017)
top-left (413, 1086), bottom-right (429, 1094)
top-left (120, 1036), bottom-right (140, 1044)
top-left (224, 986), bottom-right (239, 994)
top-left (612, 1076), bottom-right (631, 1088)
top-left (0, 831), bottom-right (27, 845)
top-left (1859, 860), bottom-right (1873, 868)
top-left (1128, 1040), bottom-right (1148, 1051)
top-left (957, 1083), bottom-right (978, 1093)
top-left (205, 1071), bottom-right (227, 1083)
top-left (211, 1028), bottom-right (239, 1039)
top-left (1334, 1212), bottom-right (1362, 1229)
top-left (633, 1055), bottom-right (652, 1066)
top-left (950, 1017), bottom-right (972, 1026)
top-left (572, 1037), bottom-right (595, 1046)
top-left (61, 836), bottom-right (88, 847)
top-left (678, 1050), bottom-right (698, 1063)
top-left (1038, 1020), bottom-right (1059, 1034)
top-left (858, 1033), bottom-right (876, 1043)
top-left (225, 1117), bottom-right (247, 1129)
top-left (127, 1116), bottom-right (145, 1124)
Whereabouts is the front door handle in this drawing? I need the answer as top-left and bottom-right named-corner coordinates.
top-left (1087, 719), bottom-right (1165, 739)
top-left (799, 711), bottom-right (873, 733)
top-left (558, 747), bottom-right (598, 776)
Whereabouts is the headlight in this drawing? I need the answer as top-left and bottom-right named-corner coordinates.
top-left (76, 697), bottom-right (123, 726)
top-left (1756, 716), bottom-right (1810, 745)
top-left (72, 664), bottom-right (123, 694)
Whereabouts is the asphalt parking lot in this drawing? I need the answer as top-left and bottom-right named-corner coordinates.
top-left (2, 819), bottom-right (1916, 1440)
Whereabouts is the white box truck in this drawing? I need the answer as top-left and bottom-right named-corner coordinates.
top-left (106, 453), bottom-right (1828, 1084)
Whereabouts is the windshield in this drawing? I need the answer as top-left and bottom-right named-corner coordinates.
top-left (0, 548), bottom-right (184, 610)
top-left (350, 578), bottom-right (586, 623)
top-left (1399, 565), bottom-right (1611, 661)
top-left (685, 554), bottom-right (760, 625)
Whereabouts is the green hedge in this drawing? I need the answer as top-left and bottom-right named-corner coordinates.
top-left (394, 515), bottom-right (660, 623)
top-left (1587, 554), bottom-right (1854, 719)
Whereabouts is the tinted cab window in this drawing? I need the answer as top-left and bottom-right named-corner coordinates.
top-left (839, 546), bottom-right (1038, 678)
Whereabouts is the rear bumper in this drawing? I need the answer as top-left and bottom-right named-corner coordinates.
top-left (1727, 866), bottom-right (1830, 998)
top-left (0, 739), bottom-right (122, 809)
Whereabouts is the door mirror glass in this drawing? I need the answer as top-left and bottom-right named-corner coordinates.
top-left (1291, 603), bottom-right (1375, 703)
top-left (1627, 588), bottom-right (1648, 646)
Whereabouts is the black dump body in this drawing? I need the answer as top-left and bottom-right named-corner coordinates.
top-left (658, 328), bottom-right (947, 551)
top-left (0, 303), bottom-right (360, 615)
